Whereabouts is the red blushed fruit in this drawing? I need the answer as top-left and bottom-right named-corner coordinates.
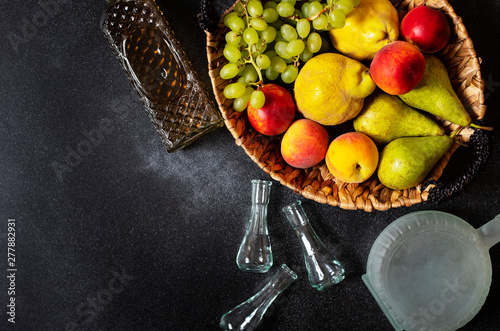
top-left (247, 84), bottom-right (296, 136)
top-left (370, 41), bottom-right (426, 95)
top-left (281, 119), bottom-right (329, 169)
top-left (401, 6), bottom-right (451, 53)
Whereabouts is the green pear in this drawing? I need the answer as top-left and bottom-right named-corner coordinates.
top-left (398, 54), bottom-right (471, 127)
top-left (353, 91), bottom-right (444, 144)
top-left (377, 135), bottom-right (454, 190)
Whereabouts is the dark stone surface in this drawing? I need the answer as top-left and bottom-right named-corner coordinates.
top-left (0, 0), bottom-right (499, 330)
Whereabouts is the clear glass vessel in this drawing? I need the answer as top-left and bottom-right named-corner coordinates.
top-left (101, 0), bottom-right (223, 152)
top-left (220, 264), bottom-right (298, 331)
top-left (236, 180), bottom-right (273, 273)
top-left (282, 200), bottom-right (345, 290)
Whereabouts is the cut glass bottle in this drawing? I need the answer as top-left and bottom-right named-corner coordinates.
top-left (101, 0), bottom-right (223, 152)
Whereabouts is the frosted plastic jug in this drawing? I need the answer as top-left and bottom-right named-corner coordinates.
top-left (363, 210), bottom-right (500, 331)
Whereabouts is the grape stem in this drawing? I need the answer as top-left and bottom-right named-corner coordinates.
top-left (245, 43), bottom-right (265, 87)
top-left (283, 3), bottom-right (336, 22)
top-left (240, 0), bottom-right (265, 87)
top-left (307, 5), bottom-right (335, 21)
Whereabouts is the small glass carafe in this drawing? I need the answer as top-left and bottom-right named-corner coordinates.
top-left (236, 180), bottom-right (273, 273)
top-left (282, 200), bottom-right (345, 290)
top-left (220, 264), bottom-right (298, 331)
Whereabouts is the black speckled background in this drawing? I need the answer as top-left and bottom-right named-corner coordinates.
top-left (0, 0), bottom-right (499, 330)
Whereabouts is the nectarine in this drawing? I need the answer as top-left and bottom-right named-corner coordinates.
top-left (281, 119), bottom-right (329, 169)
top-left (370, 41), bottom-right (426, 95)
top-left (325, 132), bottom-right (379, 183)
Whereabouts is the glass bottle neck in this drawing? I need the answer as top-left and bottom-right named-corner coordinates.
top-left (269, 264), bottom-right (298, 291)
top-left (249, 204), bottom-right (268, 234)
top-left (256, 264), bottom-right (297, 297)
top-left (283, 201), bottom-right (322, 256)
top-left (282, 200), bottom-right (309, 228)
top-left (251, 179), bottom-right (272, 205)
top-left (220, 264), bottom-right (297, 330)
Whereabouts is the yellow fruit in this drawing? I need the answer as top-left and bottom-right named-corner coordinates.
top-left (328, 0), bottom-right (399, 62)
top-left (326, 132), bottom-right (379, 183)
top-left (294, 53), bottom-right (376, 126)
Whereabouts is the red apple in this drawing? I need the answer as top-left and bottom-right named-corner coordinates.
top-left (247, 84), bottom-right (296, 136)
top-left (370, 41), bottom-right (426, 95)
top-left (401, 6), bottom-right (451, 53)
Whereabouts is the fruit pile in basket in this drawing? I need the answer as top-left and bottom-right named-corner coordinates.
top-left (217, 0), bottom-right (488, 192)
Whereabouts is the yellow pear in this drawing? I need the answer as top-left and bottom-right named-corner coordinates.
top-left (294, 53), bottom-right (376, 126)
top-left (353, 91), bottom-right (444, 144)
top-left (328, 0), bottom-right (399, 62)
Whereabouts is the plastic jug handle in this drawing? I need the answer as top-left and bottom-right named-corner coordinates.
top-left (478, 214), bottom-right (500, 249)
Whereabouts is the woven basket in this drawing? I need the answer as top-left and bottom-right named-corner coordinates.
top-left (204, 0), bottom-right (487, 211)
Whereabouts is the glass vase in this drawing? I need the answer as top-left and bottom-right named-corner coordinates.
top-left (220, 264), bottom-right (297, 331)
top-left (236, 180), bottom-right (273, 273)
top-left (282, 200), bottom-right (345, 290)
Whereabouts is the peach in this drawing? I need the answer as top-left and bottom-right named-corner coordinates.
top-left (281, 119), bottom-right (329, 169)
top-left (247, 84), bottom-right (296, 136)
top-left (370, 41), bottom-right (426, 95)
top-left (325, 132), bottom-right (379, 183)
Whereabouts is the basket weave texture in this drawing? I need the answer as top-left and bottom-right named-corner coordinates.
top-left (206, 0), bottom-right (486, 211)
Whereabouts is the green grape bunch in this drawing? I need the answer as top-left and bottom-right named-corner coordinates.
top-left (220, 0), bottom-right (360, 112)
